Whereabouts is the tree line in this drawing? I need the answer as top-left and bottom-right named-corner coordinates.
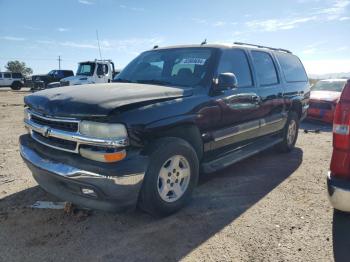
top-left (3, 60), bottom-right (33, 76)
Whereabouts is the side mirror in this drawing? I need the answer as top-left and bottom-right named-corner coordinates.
top-left (216, 73), bottom-right (238, 90)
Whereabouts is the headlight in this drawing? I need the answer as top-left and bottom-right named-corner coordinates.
top-left (79, 121), bottom-right (127, 139)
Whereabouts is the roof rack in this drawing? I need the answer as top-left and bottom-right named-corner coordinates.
top-left (233, 42), bottom-right (292, 54)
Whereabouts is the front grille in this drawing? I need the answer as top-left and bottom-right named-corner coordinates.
top-left (32, 131), bottom-right (77, 151)
top-left (309, 102), bottom-right (332, 110)
top-left (31, 114), bottom-right (78, 132)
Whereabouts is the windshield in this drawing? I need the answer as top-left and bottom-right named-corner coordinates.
top-left (312, 80), bottom-right (346, 92)
top-left (77, 63), bottom-right (96, 76)
top-left (115, 48), bottom-right (214, 87)
top-left (48, 70), bottom-right (57, 76)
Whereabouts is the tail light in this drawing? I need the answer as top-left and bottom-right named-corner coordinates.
top-left (331, 80), bottom-right (350, 178)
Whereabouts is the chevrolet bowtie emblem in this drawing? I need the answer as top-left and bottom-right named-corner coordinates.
top-left (42, 126), bottom-right (51, 138)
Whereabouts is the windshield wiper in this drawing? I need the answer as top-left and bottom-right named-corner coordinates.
top-left (136, 79), bottom-right (173, 86)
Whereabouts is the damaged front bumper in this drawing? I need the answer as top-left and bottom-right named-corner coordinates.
top-left (20, 134), bottom-right (148, 212)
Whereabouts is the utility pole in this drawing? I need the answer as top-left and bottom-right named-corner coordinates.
top-left (58, 56), bottom-right (61, 70)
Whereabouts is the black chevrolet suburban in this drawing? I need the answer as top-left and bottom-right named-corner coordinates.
top-left (20, 43), bottom-right (310, 216)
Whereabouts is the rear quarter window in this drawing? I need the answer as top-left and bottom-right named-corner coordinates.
top-left (276, 53), bottom-right (308, 83)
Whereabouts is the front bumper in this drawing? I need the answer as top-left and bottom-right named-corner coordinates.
top-left (20, 135), bottom-right (148, 212)
top-left (327, 172), bottom-right (350, 212)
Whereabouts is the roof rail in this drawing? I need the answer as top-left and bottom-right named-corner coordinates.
top-left (233, 42), bottom-right (292, 54)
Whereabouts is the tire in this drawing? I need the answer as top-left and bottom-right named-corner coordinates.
top-left (276, 111), bottom-right (299, 153)
top-left (138, 137), bottom-right (199, 217)
top-left (11, 81), bottom-right (22, 91)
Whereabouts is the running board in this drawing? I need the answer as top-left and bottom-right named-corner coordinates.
top-left (201, 137), bottom-right (283, 174)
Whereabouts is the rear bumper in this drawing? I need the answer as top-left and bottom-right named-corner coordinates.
top-left (307, 106), bottom-right (335, 124)
top-left (327, 172), bottom-right (350, 212)
top-left (20, 135), bottom-right (148, 212)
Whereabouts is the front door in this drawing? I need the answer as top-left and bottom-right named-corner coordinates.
top-left (3, 73), bottom-right (12, 86)
top-left (210, 48), bottom-right (263, 150)
top-left (95, 63), bottom-right (109, 83)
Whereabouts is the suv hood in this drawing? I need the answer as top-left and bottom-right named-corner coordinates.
top-left (24, 83), bottom-right (192, 118)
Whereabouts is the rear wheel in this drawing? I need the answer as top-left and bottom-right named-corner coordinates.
top-left (276, 111), bottom-right (299, 152)
top-left (138, 137), bottom-right (199, 217)
top-left (11, 81), bottom-right (22, 90)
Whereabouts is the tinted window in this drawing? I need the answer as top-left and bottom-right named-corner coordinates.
top-left (64, 71), bottom-right (73, 77)
top-left (97, 64), bottom-right (108, 75)
top-left (251, 51), bottom-right (278, 86)
top-left (217, 49), bottom-right (253, 87)
top-left (276, 53), bottom-right (308, 82)
top-left (12, 73), bottom-right (22, 78)
top-left (0, 73), bottom-right (2, 79)
top-left (4, 73), bottom-right (11, 78)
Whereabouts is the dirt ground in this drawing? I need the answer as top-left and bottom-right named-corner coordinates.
top-left (0, 88), bottom-right (349, 262)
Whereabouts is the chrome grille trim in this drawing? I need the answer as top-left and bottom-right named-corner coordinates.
top-left (25, 109), bottom-right (129, 153)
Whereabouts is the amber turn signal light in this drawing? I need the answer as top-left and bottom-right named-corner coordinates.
top-left (103, 150), bottom-right (127, 162)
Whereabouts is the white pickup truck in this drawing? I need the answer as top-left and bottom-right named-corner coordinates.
top-left (58, 59), bottom-right (118, 87)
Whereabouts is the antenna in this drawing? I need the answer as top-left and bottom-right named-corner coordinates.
top-left (58, 56), bottom-right (61, 70)
top-left (201, 39), bottom-right (207, 45)
top-left (96, 30), bottom-right (102, 59)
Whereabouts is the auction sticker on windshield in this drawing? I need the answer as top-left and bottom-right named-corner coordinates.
top-left (180, 58), bottom-right (206, 65)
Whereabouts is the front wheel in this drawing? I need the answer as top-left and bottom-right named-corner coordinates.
top-left (276, 111), bottom-right (299, 153)
top-left (138, 137), bottom-right (199, 217)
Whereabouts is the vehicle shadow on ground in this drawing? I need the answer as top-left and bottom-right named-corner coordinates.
top-left (333, 210), bottom-right (350, 262)
top-left (300, 119), bottom-right (332, 133)
top-left (0, 148), bottom-right (303, 261)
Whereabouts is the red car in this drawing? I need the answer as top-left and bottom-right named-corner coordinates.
top-left (307, 79), bottom-right (347, 123)
top-left (327, 79), bottom-right (350, 212)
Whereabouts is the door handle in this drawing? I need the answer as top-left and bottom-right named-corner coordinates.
top-left (251, 95), bottom-right (261, 104)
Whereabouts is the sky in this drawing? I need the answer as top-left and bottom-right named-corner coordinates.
top-left (0, 0), bottom-right (349, 75)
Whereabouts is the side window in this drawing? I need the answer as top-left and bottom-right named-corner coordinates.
top-left (276, 53), bottom-right (308, 82)
top-left (0, 73), bottom-right (2, 79)
top-left (97, 64), bottom-right (103, 75)
top-left (4, 73), bottom-right (11, 78)
top-left (57, 71), bottom-right (64, 78)
top-left (97, 64), bottom-right (108, 75)
top-left (64, 71), bottom-right (73, 77)
top-left (251, 51), bottom-right (278, 86)
top-left (12, 73), bottom-right (22, 78)
top-left (217, 49), bottom-right (253, 88)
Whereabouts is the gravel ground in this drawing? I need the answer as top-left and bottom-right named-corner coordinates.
top-left (0, 88), bottom-right (349, 262)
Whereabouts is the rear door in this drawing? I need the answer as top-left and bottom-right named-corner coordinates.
top-left (249, 50), bottom-right (286, 136)
top-left (210, 48), bottom-right (263, 150)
